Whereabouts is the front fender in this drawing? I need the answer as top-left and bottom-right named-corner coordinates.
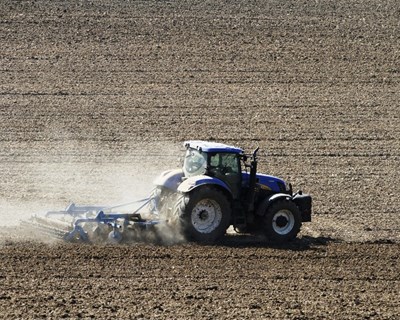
top-left (255, 193), bottom-right (291, 216)
top-left (177, 175), bottom-right (232, 195)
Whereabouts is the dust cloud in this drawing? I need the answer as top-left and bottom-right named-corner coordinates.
top-left (0, 140), bottom-right (187, 244)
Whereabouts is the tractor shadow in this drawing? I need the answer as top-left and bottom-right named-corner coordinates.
top-left (217, 234), bottom-right (337, 251)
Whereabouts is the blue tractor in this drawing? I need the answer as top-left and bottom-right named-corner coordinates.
top-left (153, 141), bottom-right (312, 243)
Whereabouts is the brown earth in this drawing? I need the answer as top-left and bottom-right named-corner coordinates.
top-left (0, 0), bottom-right (399, 319)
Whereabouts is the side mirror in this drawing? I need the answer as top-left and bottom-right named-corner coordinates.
top-left (253, 147), bottom-right (260, 157)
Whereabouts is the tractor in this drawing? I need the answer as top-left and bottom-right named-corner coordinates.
top-left (151, 140), bottom-right (312, 243)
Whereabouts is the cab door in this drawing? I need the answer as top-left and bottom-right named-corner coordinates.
top-left (208, 153), bottom-right (242, 199)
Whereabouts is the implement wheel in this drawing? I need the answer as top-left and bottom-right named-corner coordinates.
top-left (107, 229), bottom-right (123, 244)
top-left (175, 186), bottom-right (231, 244)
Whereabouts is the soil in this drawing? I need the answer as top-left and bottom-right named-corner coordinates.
top-left (0, 0), bottom-right (399, 319)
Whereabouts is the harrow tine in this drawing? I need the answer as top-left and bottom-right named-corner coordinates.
top-left (20, 220), bottom-right (68, 240)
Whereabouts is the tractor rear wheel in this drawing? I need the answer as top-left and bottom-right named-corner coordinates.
top-left (263, 200), bottom-right (301, 243)
top-left (175, 186), bottom-right (231, 243)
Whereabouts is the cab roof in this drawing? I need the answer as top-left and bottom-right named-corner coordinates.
top-left (184, 140), bottom-right (243, 154)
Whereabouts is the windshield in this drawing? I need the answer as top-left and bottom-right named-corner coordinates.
top-left (183, 149), bottom-right (207, 177)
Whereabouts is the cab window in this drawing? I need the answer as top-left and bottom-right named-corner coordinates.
top-left (183, 149), bottom-right (207, 177)
top-left (209, 153), bottom-right (239, 175)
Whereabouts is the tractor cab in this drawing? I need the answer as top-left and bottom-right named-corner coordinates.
top-left (183, 141), bottom-right (244, 198)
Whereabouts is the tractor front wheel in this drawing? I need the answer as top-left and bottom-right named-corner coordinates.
top-left (263, 200), bottom-right (301, 243)
top-left (175, 187), bottom-right (231, 243)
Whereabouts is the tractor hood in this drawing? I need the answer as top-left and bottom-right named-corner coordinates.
top-left (242, 172), bottom-right (289, 193)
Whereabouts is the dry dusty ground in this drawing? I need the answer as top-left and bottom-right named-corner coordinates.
top-left (0, 0), bottom-right (399, 319)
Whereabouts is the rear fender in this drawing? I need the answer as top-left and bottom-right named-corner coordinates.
top-left (177, 175), bottom-right (232, 195)
top-left (255, 193), bottom-right (291, 216)
top-left (153, 169), bottom-right (184, 192)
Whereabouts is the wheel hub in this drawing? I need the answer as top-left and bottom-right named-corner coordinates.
top-left (191, 199), bottom-right (222, 234)
top-left (276, 215), bottom-right (289, 228)
top-left (198, 210), bottom-right (209, 221)
top-left (272, 209), bottom-right (295, 235)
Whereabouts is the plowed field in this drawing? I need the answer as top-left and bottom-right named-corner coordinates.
top-left (0, 0), bottom-right (399, 319)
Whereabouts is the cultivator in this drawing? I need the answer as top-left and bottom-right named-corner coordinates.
top-left (23, 195), bottom-right (166, 244)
